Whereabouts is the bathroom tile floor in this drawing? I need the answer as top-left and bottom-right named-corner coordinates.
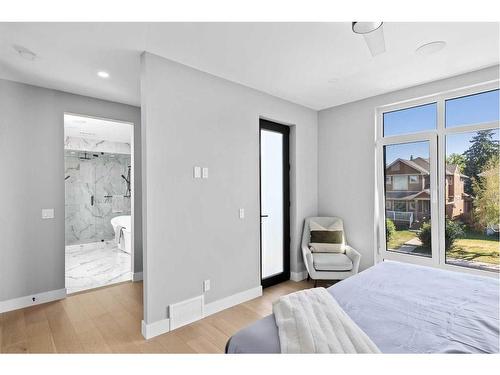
top-left (65, 241), bottom-right (131, 294)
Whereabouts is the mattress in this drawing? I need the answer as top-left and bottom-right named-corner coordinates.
top-left (226, 261), bottom-right (500, 353)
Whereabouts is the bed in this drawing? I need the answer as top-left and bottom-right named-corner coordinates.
top-left (226, 261), bottom-right (500, 353)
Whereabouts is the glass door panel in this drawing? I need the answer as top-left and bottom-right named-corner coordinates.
top-left (383, 140), bottom-right (433, 258)
top-left (261, 130), bottom-right (284, 278)
top-left (64, 150), bottom-right (97, 245)
top-left (260, 120), bottom-right (290, 287)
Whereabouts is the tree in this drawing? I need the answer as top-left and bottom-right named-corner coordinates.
top-left (446, 153), bottom-right (466, 173)
top-left (386, 219), bottom-right (396, 242)
top-left (418, 220), bottom-right (465, 251)
top-left (472, 157), bottom-right (499, 231)
top-left (463, 130), bottom-right (499, 194)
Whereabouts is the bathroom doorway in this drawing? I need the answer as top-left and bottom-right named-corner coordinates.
top-left (64, 113), bottom-right (134, 294)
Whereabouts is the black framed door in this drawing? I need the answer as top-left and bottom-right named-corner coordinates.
top-left (259, 119), bottom-right (290, 288)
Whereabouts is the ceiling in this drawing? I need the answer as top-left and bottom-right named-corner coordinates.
top-left (0, 22), bottom-right (498, 110)
top-left (64, 114), bottom-right (132, 143)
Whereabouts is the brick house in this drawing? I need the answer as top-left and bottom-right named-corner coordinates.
top-left (385, 157), bottom-right (471, 227)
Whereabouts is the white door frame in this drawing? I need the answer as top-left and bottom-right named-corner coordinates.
top-left (63, 112), bottom-right (136, 284)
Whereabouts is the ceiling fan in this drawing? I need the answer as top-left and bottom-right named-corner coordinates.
top-left (352, 22), bottom-right (386, 57)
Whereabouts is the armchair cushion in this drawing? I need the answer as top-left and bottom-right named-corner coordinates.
top-left (312, 253), bottom-right (353, 272)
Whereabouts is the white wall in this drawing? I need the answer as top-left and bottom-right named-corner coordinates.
top-left (141, 53), bottom-right (318, 324)
top-left (0, 79), bottom-right (142, 303)
top-left (318, 65), bottom-right (499, 271)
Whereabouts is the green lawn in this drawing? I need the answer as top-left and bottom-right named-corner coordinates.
top-left (387, 228), bottom-right (499, 265)
top-left (387, 230), bottom-right (417, 250)
top-left (447, 231), bottom-right (499, 265)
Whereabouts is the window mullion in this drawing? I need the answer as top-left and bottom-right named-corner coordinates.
top-left (436, 99), bottom-right (446, 266)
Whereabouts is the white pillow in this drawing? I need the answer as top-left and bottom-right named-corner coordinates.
top-left (309, 220), bottom-right (344, 232)
top-left (309, 221), bottom-right (327, 231)
top-left (308, 220), bottom-right (346, 253)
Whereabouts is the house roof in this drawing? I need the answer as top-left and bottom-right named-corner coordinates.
top-left (386, 189), bottom-right (430, 200)
top-left (386, 157), bottom-right (467, 177)
top-left (386, 157), bottom-right (429, 174)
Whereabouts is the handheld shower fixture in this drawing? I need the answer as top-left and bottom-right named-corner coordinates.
top-left (122, 166), bottom-right (132, 198)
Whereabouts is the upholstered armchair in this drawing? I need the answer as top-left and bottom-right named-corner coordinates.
top-left (301, 217), bottom-right (361, 286)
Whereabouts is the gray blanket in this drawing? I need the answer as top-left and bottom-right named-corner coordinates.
top-left (227, 261), bottom-right (500, 353)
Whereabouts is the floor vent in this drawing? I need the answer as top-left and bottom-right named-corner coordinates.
top-left (169, 295), bottom-right (204, 330)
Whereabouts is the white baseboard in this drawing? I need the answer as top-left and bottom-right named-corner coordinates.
top-left (133, 272), bottom-right (143, 282)
top-left (290, 270), bottom-right (308, 282)
top-left (141, 285), bottom-right (263, 340)
top-left (204, 286), bottom-right (262, 317)
top-left (141, 318), bottom-right (170, 340)
top-left (0, 288), bottom-right (67, 314)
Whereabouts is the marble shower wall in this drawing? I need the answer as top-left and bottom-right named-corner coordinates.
top-left (64, 136), bottom-right (131, 154)
top-left (65, 150), bottom-right (131, 245)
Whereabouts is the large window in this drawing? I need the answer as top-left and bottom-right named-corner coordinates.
top-left (377, 86), bottom-right (499, 275)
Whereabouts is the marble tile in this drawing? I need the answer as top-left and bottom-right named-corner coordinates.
top-left (64, 136), bottom-right (131, 155)
top-left (64, 150), bottom-right (131, 245)
top-left (65, 241), bottom-right (131, 294)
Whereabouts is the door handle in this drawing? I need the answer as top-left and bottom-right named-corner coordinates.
top-left (91, 195), bottom-right (94, 206)
top-left (260, 214), bottom-right (269, 218)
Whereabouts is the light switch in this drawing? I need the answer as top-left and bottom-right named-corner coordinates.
top-left (41, 208), bottom-right (54, 219)
top-left (203, 279), bottom-right (210, 292)
top-left (193, 166), bottom-right (201, 179)
top-left (239, 208), bottom-right (245, 219)
top-left (202, 167), bottom-right (208, 179)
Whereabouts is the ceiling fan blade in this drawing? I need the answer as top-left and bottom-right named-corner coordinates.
top-left (363, 26), bottom-right (386, 56)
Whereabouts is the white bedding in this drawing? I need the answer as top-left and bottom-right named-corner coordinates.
top-left (273, 287), bottom-right (380, 353)
top-left (227, 261), bottom-right (500, 353)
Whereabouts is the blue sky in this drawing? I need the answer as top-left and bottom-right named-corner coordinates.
top-left (385, 129), bottom-right (500, 164)
top-left (384, 89), bottom-right (499, 163)
top-left (446, 89), bottom-right (499, 127)
top-left (385, 141), bottom-right (429, 164)
top-left (384, 103), bottom-right (436, 137)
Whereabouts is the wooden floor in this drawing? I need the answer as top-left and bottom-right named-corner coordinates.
top-left (0, 279), bottom-right (314, 353)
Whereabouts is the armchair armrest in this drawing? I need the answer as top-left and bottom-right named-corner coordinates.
top-left (301, 244), bottom-right (314, 276)
top-left (345, 245), bottom-right (361, 274)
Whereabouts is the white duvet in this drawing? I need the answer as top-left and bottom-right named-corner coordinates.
top-left (273, 287), bottom-right (380, 353)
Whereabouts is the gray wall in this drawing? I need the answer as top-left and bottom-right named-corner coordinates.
top-left (0, 79), bottom-right (142, 302)
top-left (317, 65), bottom-right (499, 271)
top-left (141, 53), bottom-right (318, 324)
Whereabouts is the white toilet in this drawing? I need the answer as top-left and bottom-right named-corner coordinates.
top-left (110, 215), bottom-right (132, 254)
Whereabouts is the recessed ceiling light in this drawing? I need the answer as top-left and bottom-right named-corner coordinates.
top-left (327, 77), bottom-right (340, 84)
top-left (12, 44), bottom-right (37, 61)
top-left (97, 71), bottom-right (110, 79)
top-left (416, 41), bottom-right (447, 55)
top-left (352, 22), bottom-right (383, 35)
